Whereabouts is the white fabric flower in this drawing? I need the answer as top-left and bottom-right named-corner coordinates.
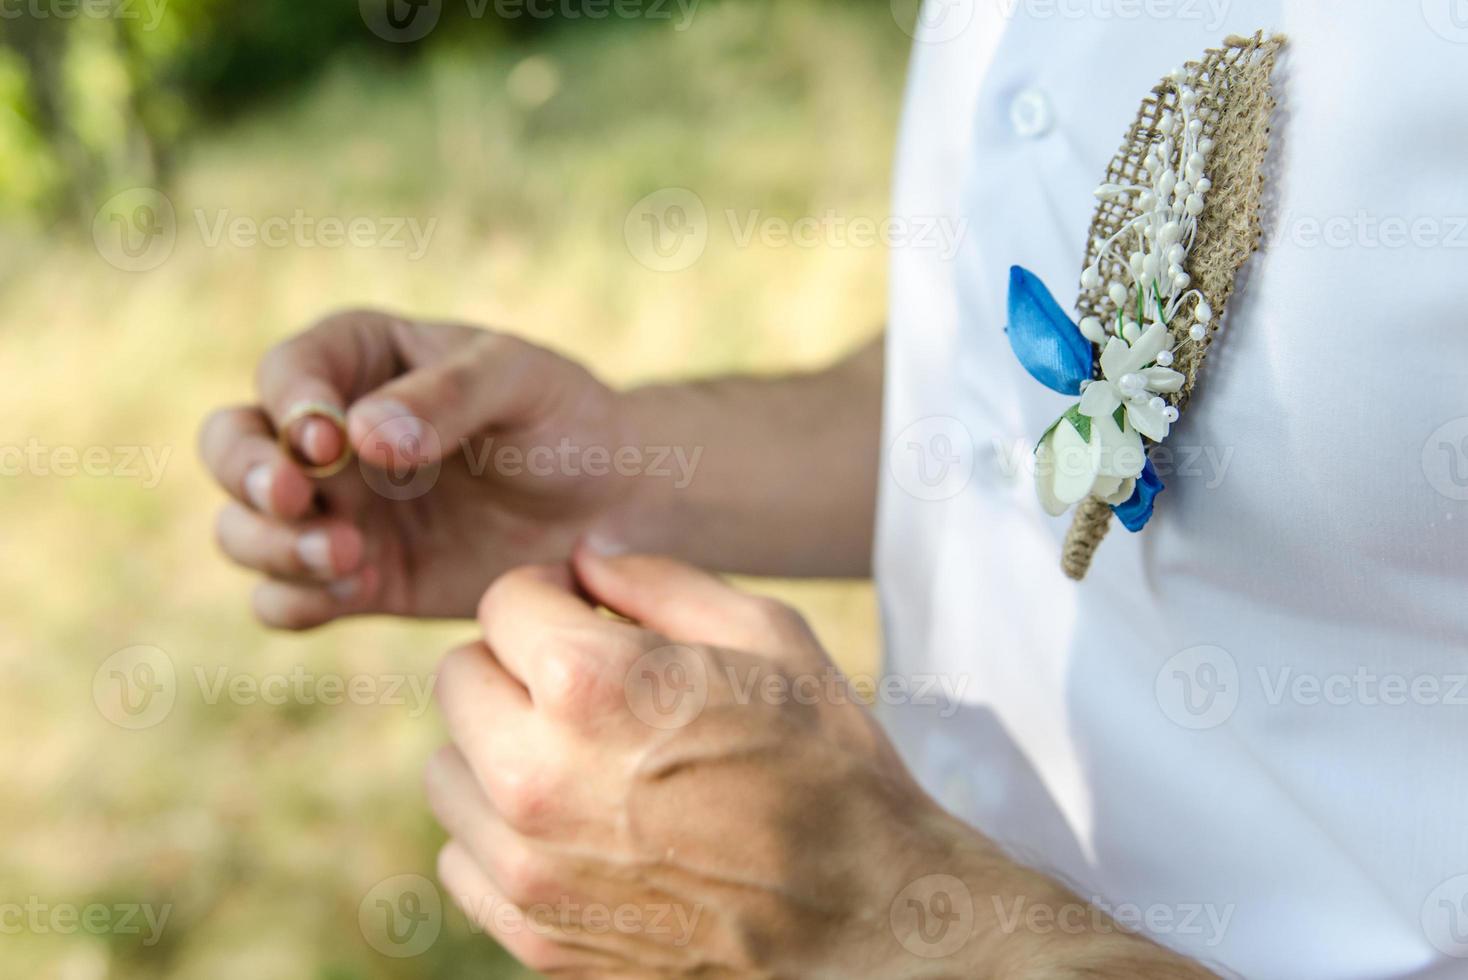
top-left (1076, 322), bottom-right (1185, 441)
top-left (1035, 406), bottom-right (1148, 516)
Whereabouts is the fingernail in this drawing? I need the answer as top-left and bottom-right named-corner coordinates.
top-left (353, 400), bottom-right (426, 461)
top-left (583, 531), bottom-right (629, 558)
top-left (327, 577), bottom-right (360, 601)
top-left (245, 465), bottom-right (274, 514)
top-left (296, 531), bottom-right (334, 577)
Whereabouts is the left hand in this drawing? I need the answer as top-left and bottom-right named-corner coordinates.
top-left (424, 544), bottom-right (995, 978)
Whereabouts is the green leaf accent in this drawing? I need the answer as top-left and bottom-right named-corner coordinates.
top-left (1063, 405), bottom-right (1093, 443)
top-left (1035, 404), bottom-right (1092, 453)
top-left (1113, 405), bottom-right (1127, 431)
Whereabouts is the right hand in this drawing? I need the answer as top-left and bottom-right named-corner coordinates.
top-left (199, 309), bottom-right (643, 629)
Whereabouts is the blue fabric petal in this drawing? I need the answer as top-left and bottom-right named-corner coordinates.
top-left (1113, 458), bottom-right (1164, 532)
top-left (1005, 265), bottom-right (1093, 396)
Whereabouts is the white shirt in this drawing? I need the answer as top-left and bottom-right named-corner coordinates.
top-left (876, 3), bottom-right (1468, 977)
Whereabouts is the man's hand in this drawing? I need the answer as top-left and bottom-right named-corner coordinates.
top-left (199, 310), bottom-right (638, 628)
top-left (200, 309), bottom-right (885, 630)
top-left (425, 545), bottom-right (1217, 978)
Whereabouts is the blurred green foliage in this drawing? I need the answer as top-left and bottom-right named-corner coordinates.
top-left (5, 0), bottom-right (878, 224)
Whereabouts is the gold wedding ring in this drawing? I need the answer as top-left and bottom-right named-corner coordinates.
top-left (278, 400), bottom-right (354, 479)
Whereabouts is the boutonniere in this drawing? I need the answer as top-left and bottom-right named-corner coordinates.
top-left (1005, 33), bottom-right (1285, 580)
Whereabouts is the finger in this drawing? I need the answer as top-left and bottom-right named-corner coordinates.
top-left (572, 543), bottom-right (813, 654)
top-left (436, 841), bottom-right (598, 975)
top-left (250, 566), bottom-right (379, 631)
top-left (214, 503), bottom-right (365, 582)
top-left (255, 309), bottom-right (401, 465)
top-left (434, 643), bottom-right (532, 784)
top-left (424, 747), bottom-right (521, 881)
top-left (198, 406), bottom-right (315, 519)
top-left (347, 332), bottom-right (568, 468)
top-left (475, 565), bottom-right (630, 694)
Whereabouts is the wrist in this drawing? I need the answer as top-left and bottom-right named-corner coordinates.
top-left (873, 802), bottom-right (1213, 980)
top-left (586, 384), bottom-right (689, 555)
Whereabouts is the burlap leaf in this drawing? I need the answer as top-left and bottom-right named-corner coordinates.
top-left (1062, 32), bottom-right (1286, 581)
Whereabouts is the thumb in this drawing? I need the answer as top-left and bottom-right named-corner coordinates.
top-left (346, 333), bottom-right (559, 468)
top-left (572, 539), bottom-right (809, 655)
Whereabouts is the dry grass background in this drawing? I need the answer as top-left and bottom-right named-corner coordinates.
top-left (0, 4), bottom-right (909, 976)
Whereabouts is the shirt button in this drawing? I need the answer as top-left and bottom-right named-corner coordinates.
top-left (1009, 88), bottom-right (1053, 138)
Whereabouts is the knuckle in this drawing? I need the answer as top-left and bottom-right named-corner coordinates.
top-left (491, 762), bottom-right (560, 837)
top-left (197, 406), bottom-right (235, 455)
top-left (434, 643), bottom-right (486, 705)
top-left (478, 567), bottom-right (534, 622)
top-left (311, 306), bottom-right (393, 335)
top-left (747, 595), bottom-right (807, 636)
top-left (537, 635), bottom-right (602, 703)
top-left (498, 849), bottom-right (560, 908)
top-left (516, 934), bottom-right (568, 974)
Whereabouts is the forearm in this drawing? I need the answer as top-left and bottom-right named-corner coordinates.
top-left (610, 336), bottom-right (884, 578)
top-left (909, 808), bottom-right (1219, 980)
